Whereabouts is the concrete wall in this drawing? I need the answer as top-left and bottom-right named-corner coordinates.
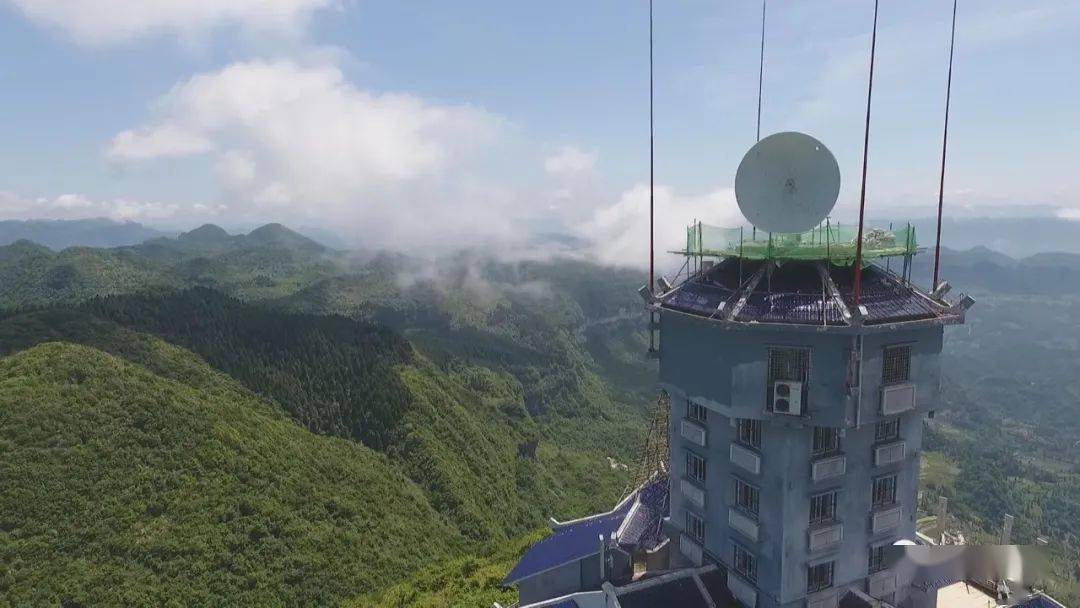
top-left (660, 311), bottom-right (945, 608)
top-left (516, 548), bottom-right (632, 606)
top-left (517, 559), bottom-right (586, 606)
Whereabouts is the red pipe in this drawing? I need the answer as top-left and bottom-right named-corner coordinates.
top-left (933, 0), bottom-right (958, 291)
top-left (853, 0), bottom-right (880, 306)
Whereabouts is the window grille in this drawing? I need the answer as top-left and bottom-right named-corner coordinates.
top-left (809, 490), bottom-right (838, 526)
top-left (686, 511), bottom-right (705, 542)
top-left (737, 418), bottom-right (762, 450)
top-left (882, 345), bottom-right (912, 385)
top-left (875, 418), bottom-right (901, 443)
top-left (688, 400), bottom-right (708, 424)
top-left (734, 544), bottom-right (758, 582)
top-left (686, 451), bottom-right (707, 484)
top-left (733, 478), bottom-right (760, 518)
top-left (872, 475), bottom-right (898, 508)
top-left (868, 544), bottom-right (887, 574)
top-left (811, 427), bottom-right (841, 457)
top-left (807, 561), bottom-right (835, 593)
top-left (768, 346), bottom-right (810, 383)
top-left (767, 346), bottom-right (810, 409)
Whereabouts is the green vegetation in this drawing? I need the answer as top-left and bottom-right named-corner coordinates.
top-left (3, 227), bottom-right (1078, 605)
top-left (0, 233), bottom-right (651, 605)
top-left (0, 342), bottom-right (463, 606)
top-left (346, 530), bottom-right (548, 608)
top-left (919, 451), bottom-right (959, 493)
top-left (0, 289), bottom-right (636, 546)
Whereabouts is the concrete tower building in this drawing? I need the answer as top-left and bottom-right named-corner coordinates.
top-left (659, 252), bottom-right (968, 608)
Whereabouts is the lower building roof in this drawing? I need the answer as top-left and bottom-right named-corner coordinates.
top-left (503, 477), bottom-right (668, 587)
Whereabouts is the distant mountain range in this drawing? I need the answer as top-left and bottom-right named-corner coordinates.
top-left (0, 218), bottom-right (172, 250)
top-left (6, 215), bottom-right (1080, 261)
top-left (899, 216), bottom-right (1080, 258)
top-left (910, 246), bottom-right (1080, 295)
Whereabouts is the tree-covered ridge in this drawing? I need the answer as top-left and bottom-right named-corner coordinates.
top-left (0, 342), bottom-right (464, 606)
top-left (82, 288), bottom-right (415, 451)
top-left (0, 287), bottom-right (636, 546)
top-left (5, 226), bottom-right (1078, 604)
top-left (0, 223), bottom-right (342, 308)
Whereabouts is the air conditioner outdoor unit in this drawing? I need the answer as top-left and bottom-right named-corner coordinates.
top-left (773, 381), bottom-right (803, 415)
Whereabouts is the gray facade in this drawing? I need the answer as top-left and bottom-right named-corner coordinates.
top-left (660, 309), bottom-right (947, 608)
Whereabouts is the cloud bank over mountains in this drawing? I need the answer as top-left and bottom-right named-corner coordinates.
top-left (4, 0), bottom-right (1079, 267)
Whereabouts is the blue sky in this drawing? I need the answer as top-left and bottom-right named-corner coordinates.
top-left (0, 0), bottom-right (1077, 260)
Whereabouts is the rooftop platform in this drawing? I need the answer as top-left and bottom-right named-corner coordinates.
top-left (661, 258), bottom-right (962, 328)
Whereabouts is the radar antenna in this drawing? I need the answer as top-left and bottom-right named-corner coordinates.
top-left (734, 132), bottom-right (841, 234)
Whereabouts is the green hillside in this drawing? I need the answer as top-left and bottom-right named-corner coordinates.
top-left (0, 224), bottom-right (342, 308)
top-left (0, 342), bottom-right (464, 606)
top-left (4, 230), bottom-right (1078, 605)
top-left (0, 288), bottom-right (636, 547)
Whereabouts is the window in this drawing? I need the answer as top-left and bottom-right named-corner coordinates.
top-left (733, 478), bottom-right (760, 518)
top-left (875, 418), bottom-right (901, 443)
top-left (868, 544), bottom-right (887, 574)
top-left (767, 346), bottom-right (810, 409)
top-left (686, 451), bottom-right (707, 484)
top-left (809, 490), bottom-right (838, 526)
top-left (807, 561), bottom-right (835, 593)
top-left (737, 418), bottom-right (762, 450)
top-left (811, 427), bottom-right (841, 457)
top-left (688, 400), bottom-right (708, 424)
top-left (882, 345), bottom-right (912, 385)
top-left (872, 475), bottom-right (898, 508)
top-left (733, 544), bottom-right (758, 582)
top-left (686, 511), bottom-right (705, 542)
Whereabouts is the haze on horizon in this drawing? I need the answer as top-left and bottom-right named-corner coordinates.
top-left (0, 0), bottom-right (1077, 264)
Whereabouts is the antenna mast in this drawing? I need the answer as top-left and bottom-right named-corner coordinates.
top-left (933, 0), bottom-right (958, 291)
top-left (649, 0), bottom-right (655, 296)
top-left (756, 0), bottom-right (767, 142)
top-left (648, 0), bottom-right (657, 354)
top-left (852, 0), bottom-right (880, 306)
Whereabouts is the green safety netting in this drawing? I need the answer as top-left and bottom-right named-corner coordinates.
top-left (678, 221), bottom-right (918, 264)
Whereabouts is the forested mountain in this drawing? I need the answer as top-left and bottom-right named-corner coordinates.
top-left (0, 341), bottom-right (463, 606)
top-left (0, 223), bottom-right (342, 308)
top-left (0, 228), bottom-right (652, 605)
top-left (1, 224), bottom-right (1079, 605)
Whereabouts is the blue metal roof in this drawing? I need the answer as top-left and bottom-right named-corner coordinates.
top-left (618, 479), bottom-right (669, 549)
top-left (545, 600), bottom-right (580, 608)
top-left (502, 510), bottom-right (625, 585)
top-left (503, 500), bottom-right (634, 586)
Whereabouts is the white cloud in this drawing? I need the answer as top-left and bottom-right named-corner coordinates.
top-left (6, 0), bottom-right (336, 46)
top-left (544, 146), bottom-right (597, 175)
top-left (52, 193), bottom-right (94, 209)
top-left (0, 191), bottom-right (188, 222)
top-left (1057, 208), bottom-right (1080, 222)
top-left (108, 59), bottom-right (519, 250)
top-left (109, 61), bottom-right (501, 185)
top-left (107, 124), bottom-right (214, 163)
top-left (582, 184), bottom-right (742, 268)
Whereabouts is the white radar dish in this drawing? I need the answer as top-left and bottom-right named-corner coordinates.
top-left (735, 131), bottom-right (841, 234)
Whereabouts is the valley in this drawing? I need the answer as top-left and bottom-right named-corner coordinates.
top-left (0, 224), bottom-right (1078, 605)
